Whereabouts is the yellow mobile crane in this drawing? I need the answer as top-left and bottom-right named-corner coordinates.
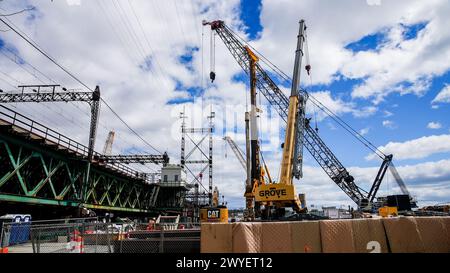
top-left (204, 20), bottom-right (308, 219)
top-left (250, 21), bottom-right (307, 218)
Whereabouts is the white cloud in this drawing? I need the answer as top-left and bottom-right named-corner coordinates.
top-left (359, 127), bottom-right (370, 136)
top-left (344, 4), bottom-right (450, 103)
top-left (291, 158), bottom-right (450, 209)
top-left (352, 105), bottom-right (378, 118)
top-left (382, 120), bottom-right (397, 129)
top-left (366, 134), bottom-right (450, 161)
top-left (348, 159), bottom-right (450, 206)
top-left (366, 0), bottom-right (381, 6)
top-left (257, 0), bottom-right (450, 104)
top-left (1, 1), bottom-right (449, 209)
top-left (306, 91), bottom-right (377, 121)
top-left (306, 91), bottom-right (353, 121)
top-left (427, 121), bottom-right (442, 129)
top-left (383, 110), bottom-right (393, 117)
top-left (432, 84), bottom-right (450, 104)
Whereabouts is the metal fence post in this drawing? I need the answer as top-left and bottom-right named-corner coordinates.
top-left (31, 227), bottom-right (36, 253)
top-left (117, 225), bottom-right (123, 253)
top-left (159, 228), bottom-right (164, 253)
top-left (0, 223), bottom-right (4, 249)
top-left (106, 223), bottom-right (111, 253)
top-left (95, 223), bottom-right (98, 253)
top-left (37, 229), bottom-right (41, 253)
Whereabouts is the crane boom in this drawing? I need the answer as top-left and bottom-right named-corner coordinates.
top-left (204, 20), bottom-right (366, 205)
top-left (223, 136), bottom-right (246, 171)
top-left (389, 163), bottom-right (410, 196)
top-left (279, 19), bottom-right (306, 186)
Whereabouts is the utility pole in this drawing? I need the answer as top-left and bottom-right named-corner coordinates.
top-left (207, 109), bottom-right (215, 206)
top-left (180, 107), bottom-right (187, 169)
top-left (88, 86), bottom-right (100, 160)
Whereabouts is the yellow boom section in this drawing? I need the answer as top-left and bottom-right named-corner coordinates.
top-left (279, 95), bottom-right (299, 186)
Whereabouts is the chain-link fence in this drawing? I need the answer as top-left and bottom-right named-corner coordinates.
top-left (0, 219), bottom-right (200, 253)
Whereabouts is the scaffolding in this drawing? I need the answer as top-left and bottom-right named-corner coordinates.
top-left (180, 107), bottom-right (214, 221)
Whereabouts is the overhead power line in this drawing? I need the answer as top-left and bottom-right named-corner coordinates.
top-left (0, 7), bottom-right (35, 17)
top-left (0, 16), bottom-right (163, 155)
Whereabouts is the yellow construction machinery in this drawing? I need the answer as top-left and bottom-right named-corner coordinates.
top-left (199, 207), bottom-right (229, 223)
top-left (378, 206), bottom-right (398, 217)
top-left (199, 186), bottom-right (229, 223)
top-left (249, 21), bottom-right (306, 219)
top-left (204, 19), bottom-right (408, 219)
top-left (203, 20), bottom-right (308, 220)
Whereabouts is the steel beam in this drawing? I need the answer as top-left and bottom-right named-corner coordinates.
top-left (96, 152), bottom-right (169, 165)
top-left (0, 91), bottom-right (94, 103)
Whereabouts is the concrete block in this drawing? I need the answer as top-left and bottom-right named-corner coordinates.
top-left (382, 217), bottom-right (425, 253)
top-left (200, 223), bottom-right (232, 253)
top-left (351, 218), bottom-right (388, 253)
top-left (261, 222), bottom-right (292, 253)
top-left (232, 222), bottom-right (262, 253)
top-left (320, 220), bottom-right (355, 253)
top-left (291, 221), bottom-right (322, 253)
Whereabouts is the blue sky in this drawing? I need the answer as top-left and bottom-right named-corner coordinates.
top-left (1, 0), bottom-right (449, 209)
top-left (210, 0), bottom-right (450, 207)
top-left (158, 0), bottom-right (450, 207)
top-left (236, 1), bottom-right (449, 167)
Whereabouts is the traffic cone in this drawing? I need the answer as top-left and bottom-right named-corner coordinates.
top-left (70, 230), bottom-right (84, 253)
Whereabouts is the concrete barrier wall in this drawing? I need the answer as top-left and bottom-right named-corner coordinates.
top-left (291, 221), bottom-right (321, 253)
top-left (201, 217), bottom-right (450, 253)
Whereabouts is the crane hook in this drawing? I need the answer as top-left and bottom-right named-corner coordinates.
top-left (305, 64), bottom-right (311, 75)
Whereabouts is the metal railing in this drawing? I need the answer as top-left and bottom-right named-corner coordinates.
top-left (0, 105), bottom-right (152, 183)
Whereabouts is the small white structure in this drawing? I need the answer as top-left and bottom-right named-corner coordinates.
top-left (160, 164), bottom-right (187, 187)
top-left (323, 206), bottom-right (339, 219)
top-left (322, 206), bottom-right (352, 219)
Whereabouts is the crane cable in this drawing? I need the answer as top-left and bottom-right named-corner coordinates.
top-left (210, 29), bottom-right (216, 82)
top-left (225, 24), bottom-right (386, 159)
top-left (304, 33), bottom-right (318, 132)
top-left (308, 95), bottom-right (385, 159)
top-left (304, 33), bottom-right (382, 158)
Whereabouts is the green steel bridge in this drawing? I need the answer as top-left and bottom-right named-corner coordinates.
top-left (0, 105), bottom-right (188, 218)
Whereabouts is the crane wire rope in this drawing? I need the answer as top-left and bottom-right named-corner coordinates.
top-left (225, 24), bottom-right (386, 159)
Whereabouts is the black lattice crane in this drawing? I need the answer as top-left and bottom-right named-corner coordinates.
top-left (223, 136), bottom-right (246, 171)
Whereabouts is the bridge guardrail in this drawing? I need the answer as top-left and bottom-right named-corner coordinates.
top-left (0, 105), bottom-right (153, 183)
